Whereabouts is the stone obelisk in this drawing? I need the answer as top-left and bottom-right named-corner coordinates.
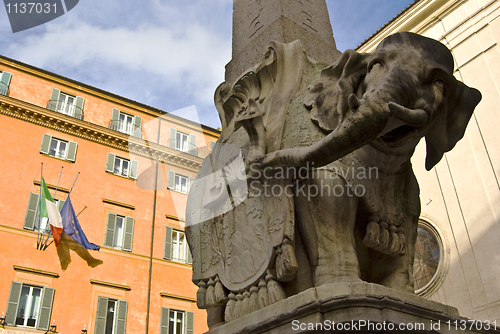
top-left (225, 0), bottom-right (341, 85)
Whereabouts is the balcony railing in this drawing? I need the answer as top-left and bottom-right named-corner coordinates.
top-left (167, 139), bottom-right (198, 157)
top-left (47, 100), bottom-right (84, 120)
top-left (0, 82), bottom-right (8, 96)
top-left (109, 120), bottom-right (142, 138)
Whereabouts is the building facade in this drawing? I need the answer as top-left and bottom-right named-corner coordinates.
top-left (358, 0), bottom-right (500, 322)
top-left (0, 54), bottom-right (218, 333)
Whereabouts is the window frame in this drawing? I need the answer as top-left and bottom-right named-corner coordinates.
top-left (94, 296), bottom-right (128, 334)
top-left (167, 171), bottom-right (194, 194)
top-left (40, 134), bottom-right (78, 162)
top-left (56, 92), bottom-right (77, 117)
top-left (104, 213), bottom-right (134, 252)
top-left (110, 108), bottom-right (142, 138)
top-left (164, 226), bottom-right (192, 264)
top-left (106, 153), bottom-right (138, 180)
top-left (160, 308), bottom-right (194, 334)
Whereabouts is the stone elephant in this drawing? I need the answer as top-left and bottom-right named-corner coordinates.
top-left (186, 32), bottom-right (481, 326)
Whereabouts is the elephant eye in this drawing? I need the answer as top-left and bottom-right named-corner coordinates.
top-left (433, 80), bottom-right (445, 94)
top-left (368, 61), bottom-right (383, 72)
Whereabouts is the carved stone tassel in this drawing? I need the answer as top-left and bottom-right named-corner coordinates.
top-left (196, 280), bottom-right (207, 309)
top-left (375, 222), bottom-right (390, 251)
top-left (266, 271), bottom-right (286, 304)
top-left (258, 278), bottom-right (269, 308)
top-left (276, 238), bottom-right (299, 282)
top-left (249, 286), bottom-right (260, 313)
top-left (363, 215), bottom-right (380, 248)
top-left (224, 293), bottom-right (236, 323)
top-left (233, 293), bottom-right (243, 319)
top-left (214, 276), bottom-right (226, 303)
top-left (241, 290), bottom-right (250, 316)
top-left (205, 277), bottom-right (216, 306)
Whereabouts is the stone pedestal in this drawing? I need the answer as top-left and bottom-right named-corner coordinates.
top-left (207, 283), bottom-right (499, 334)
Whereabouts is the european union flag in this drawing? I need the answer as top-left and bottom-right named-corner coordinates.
top-left (60, 195), bottom-right (99, 250)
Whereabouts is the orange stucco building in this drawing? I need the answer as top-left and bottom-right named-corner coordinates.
top-left (0, 54), bottom-right (218, 333)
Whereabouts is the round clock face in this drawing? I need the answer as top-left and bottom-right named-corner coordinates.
top-left (413, 226), bottom-right (441, 291)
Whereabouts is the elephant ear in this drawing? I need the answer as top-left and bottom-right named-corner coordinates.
top-left (424, 80), bottom-right (482, 170)
top-left (304, 49), bottom-right (369, 132)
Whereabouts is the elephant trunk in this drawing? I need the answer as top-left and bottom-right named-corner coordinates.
top-left (257, 99), bottom-right (391, 169)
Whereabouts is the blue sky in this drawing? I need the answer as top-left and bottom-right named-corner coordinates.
top-left (0, 0), bottom-right (415, 129)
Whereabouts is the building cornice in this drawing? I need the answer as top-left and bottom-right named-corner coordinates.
top-left (160, 292), bottom-right (196, 303)
top-left (13, 265), bottom-right (60, 278)
top-left (90, 279), bottom-right (131, 291)
top-left (0, 95), bottom-right (203, 172)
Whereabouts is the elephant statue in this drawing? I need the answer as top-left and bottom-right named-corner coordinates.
top-left (185, 32), bottom-right (481, 327)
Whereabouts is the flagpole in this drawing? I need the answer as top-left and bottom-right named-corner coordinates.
top-left (37, 163), bottom-right (44, 250)
top-left (68, 172), bottom-right (80, 194)
top-left (42, 166), bottom-right (63, 248)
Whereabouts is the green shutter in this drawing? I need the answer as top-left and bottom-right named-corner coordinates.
top-left (164, 226), bottom-right (172, 260)
top-left (188, 134), bottom-right (197, 156)
top-left (111, 108), bottom-right (120, 131)
top-left (75, 96), bottom-right (84, 120)
top-left (210, 141), bottom-right (215, 152)
top-left (115, 300), bottom-right (128, 334)
top-left (56, 199), bottom-right (65, 212)
top-left (24, 192), bottom-right (40, 230)
top-left (36, 286), bottom-right (55, 330)
top-left (129, 160), bottom-right (139, 180)
top-left (0, 71), bottom-right (12, 95)
top-left (40, 133), bottom-right (52, 155)
top-left (169, 128), bottom-right (177, 149)
top-left (94, 297), bottom-right (108, 334)
top-left (186, 311), bottom-right (195, 334)
top-left (186, 247), bottom-right (193, 265)
top-left (167, 170), bottom-right (175, 189)
top-left (160, 307), bottom-right (170, 334)
top-left (66, 141), bottom-right (78, 162)
top-left (123, 217), bottom-right (134, 252)
top-left (104, 213), bottom-right (117, 247)
top-left (48, 88), bottom-right (61, 111)
top-left (5, 281), bottom-right (22, 325)
top-left (132, 115), bottom-right (142, 138)
top-left (106, 153), bottom-right (116, 173)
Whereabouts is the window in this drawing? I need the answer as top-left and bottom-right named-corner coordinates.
top-left (5, 282), bottom-right (54, 331)
top-left (94, 297), bottom-right (127, 334)
top-left (47, 88), bottom-right (84, 120)
top-left (40, 134), bottom-right (78, 162)
top-left (106, 153), bottom-right (138, 179)
top-left (160, 308), bottom-right (194, 334)
top-left (167, 171), bottom-right (194, 194)
top-left (169, 128), bottom-right (197, 156)
top-left (23, 192), bottom-right (65, 231)
top-left (110, 108), bottom-right (142, 138)
top-left (104, 213), bottom-right (134, 251)
top-left (164, 227), bottom-right (192, 264)
top-left (0, 71), bottom-right (12, 96)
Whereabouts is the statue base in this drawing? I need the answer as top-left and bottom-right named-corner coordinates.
top-left (206, 282), bottom-right (498, 333)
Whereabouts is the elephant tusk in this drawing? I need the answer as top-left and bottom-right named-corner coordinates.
top-left (348, 94), bottom-right (363, 110)
top-left (388, 102), bottom-right (428, 127)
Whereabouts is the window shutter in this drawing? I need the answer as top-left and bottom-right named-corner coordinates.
top-left (132, 115), bottom-right (142, 138)
top-left (169, 128), bottom-right (177, 149)
top-left (188, 134), bottom-right (197, 156)
top-left (48, 88), bottom-right (61, 111)
top-left (36, 286), bottom-right (55, 330)
top-left (104, 213), bottom-right (117, 247)
top-left (56, 199), bottom-right (65, 212)
top-left (94, 296), bottom-right (108, 334)
top-left (210, 140), bottom-right (215, 152)
top-left (66, 141), bottom-right (78, 162)
top-left (186, 247), bottom-right (193, 265)
top-left (40, 133), bottom-right (52, 155)
top-left (111, 108), bottom-right (120, 131)
top-left (106, 153), bottom-right (116, 173)
top-left (123, 217), bottom-right (134, 252)
top-left (129, 159), bottom-right (139, 180)
top-left (164, 226), bottom-right (173, 260)
top-left (167, 170), bottom-right (175, 189)
top-left (0, 71), bottom-right (12, 95)
top-left (160, 307), bottom-right (170, 334)
top-left (5, 281), bottom-right (22, 326)
top-left (75, 96), bottom-right (85, 120)
top-left (24, 192), bottom-right (40, 230)
top-left (188, 177), bottom-right (195, 193)
top-left (186, 311), bottom-right (195, 334)
top-left (114, 300), bottom-right (128, 334)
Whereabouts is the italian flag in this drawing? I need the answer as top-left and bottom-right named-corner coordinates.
top-left (40, 178), bottom-right (63, 247)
